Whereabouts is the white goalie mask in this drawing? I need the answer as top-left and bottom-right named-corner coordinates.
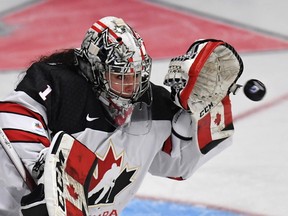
top-left (75, 16), bottom-right (152, 107)
top-left (75, 16), bottom-right (152, 133)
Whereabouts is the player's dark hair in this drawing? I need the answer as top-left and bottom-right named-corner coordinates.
top-left (33, 49), bottom-right (77, 69)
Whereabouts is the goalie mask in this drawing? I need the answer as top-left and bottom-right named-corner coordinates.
top-left (75, 16), bottom-right (152, 107)
top-left (75, 16), bottom-right (152, 133)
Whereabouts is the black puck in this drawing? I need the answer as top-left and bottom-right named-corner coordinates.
top-left (243, 79), bottom-right (266, 101)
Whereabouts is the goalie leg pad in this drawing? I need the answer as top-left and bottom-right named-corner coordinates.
top-left (44, 132), bottom-right (97, 215)
top-left (21, 132), bottom-right (97, 216)
top-left (44, 131), bottom-right (97, 216)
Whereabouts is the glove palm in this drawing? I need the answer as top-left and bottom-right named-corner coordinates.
top-left (164, 39), bottom-right (243, 120)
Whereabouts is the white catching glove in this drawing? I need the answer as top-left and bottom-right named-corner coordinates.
top-left (164, 39), bottom-right (243, 120)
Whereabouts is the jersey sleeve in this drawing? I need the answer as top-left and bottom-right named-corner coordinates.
top-left (149, 96), bottom-right (234, 180)
top-left (0, 63), bottom-right (54, 215)
top-left (0, 63), bottom-right (55, 173)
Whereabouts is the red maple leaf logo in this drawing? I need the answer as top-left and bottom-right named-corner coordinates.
top-left (67, 184), bottom-right (79, 200)
top-left (89, 144), bottom-right (122, 191)
top-left (87, 141), bottom-right (138, 206)
top-left (214, 113), bottom-right (221, 125)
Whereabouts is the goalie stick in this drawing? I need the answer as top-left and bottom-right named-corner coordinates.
top-left (0, 128), bottom-right (37, 191)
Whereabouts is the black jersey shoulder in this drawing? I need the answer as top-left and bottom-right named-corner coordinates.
top-left (16, 62), bottom-right (115, 134)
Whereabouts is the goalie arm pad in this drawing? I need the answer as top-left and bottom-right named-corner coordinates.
top-left (164, 39), bottom-right (243, 120)
top-left (149, 95), bottom-right (234, 179)
top-left (172, 95), bottom-right (234, 154)
top-left (20, 132), bottom-right (97, 216)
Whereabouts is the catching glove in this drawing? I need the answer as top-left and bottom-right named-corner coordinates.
top-left (164, 39), bottom-right (243, 120)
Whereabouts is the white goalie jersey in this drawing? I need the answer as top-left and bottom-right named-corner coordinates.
top-left (0, 59), bottom-right (235, 215)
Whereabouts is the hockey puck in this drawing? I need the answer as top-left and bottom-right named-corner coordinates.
top-left (243, 79), bottom-right (266, 101)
